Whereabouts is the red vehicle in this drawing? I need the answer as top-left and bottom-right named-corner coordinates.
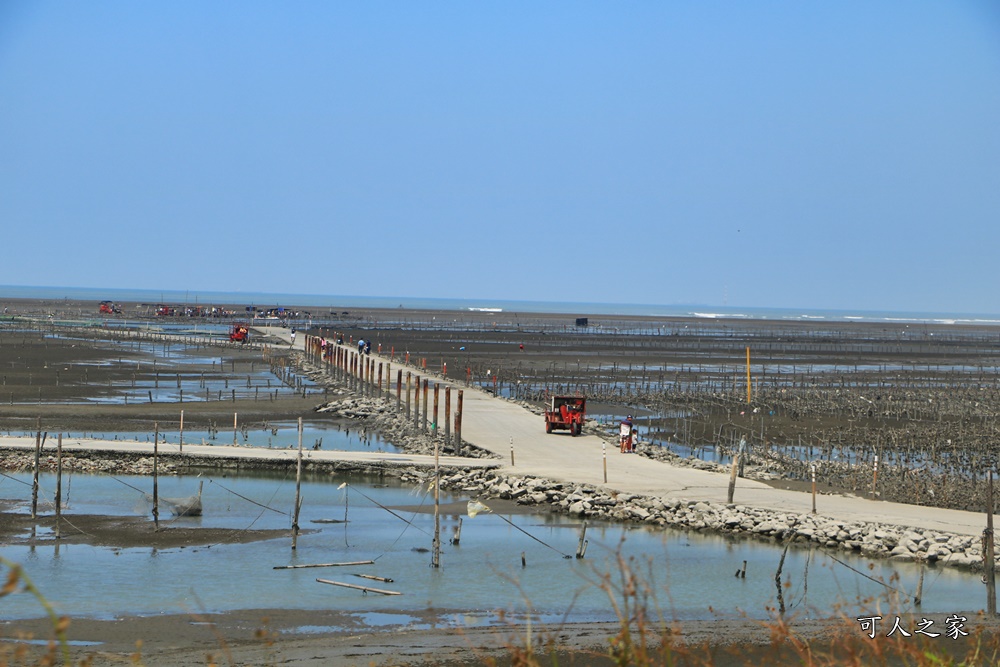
top-left (99, 300), bottom-right (121, 315)
top-left (229, 323), bottom-right (250, 343)
top-left (544, 395), bottom-right (586, 436)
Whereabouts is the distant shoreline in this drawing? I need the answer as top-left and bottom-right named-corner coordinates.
top-left (2, 285), bottom-right (999, 324)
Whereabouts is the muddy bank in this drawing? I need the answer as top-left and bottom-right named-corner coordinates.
top-left (0, 510), bottom-right (289, 549)
top-left (4, 607), bottom-right (998, 667)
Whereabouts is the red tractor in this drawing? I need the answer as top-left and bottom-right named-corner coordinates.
top-left (229, 323), bottom-right (250, 343)
top-left (544, 395), bottom-right (586, 436)
top-left (99, 301), bottom-right (121, 315)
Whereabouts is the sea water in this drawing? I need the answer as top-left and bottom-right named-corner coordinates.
top-left (5, 283), bottom-right (1000, 325)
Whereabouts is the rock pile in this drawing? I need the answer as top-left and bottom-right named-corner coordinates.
top-left (420, 467), bottom-right (984, 572)
top-left (1, 453), bottom-right (170, 476)
top-left (313, 395), bottom-right (498, 460)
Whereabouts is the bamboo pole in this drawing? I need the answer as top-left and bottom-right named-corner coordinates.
top-left (31, 421), bottom-right (41, 520)
top-left (292, 417), bottom-right (303, 550)
top-left (315, 579), bottom-right (401, 596)
top-left (55, 433), bottom-right (62, 540)
top-left (987, 470), bottom-right (996, 615)
top-left (152, 423), bottom-right (160, 531)
top-left (273, 560), bottom-right (375, 570)
top-left (746, 346), bottom-right (751, 404)
top-left (432, 432), bottom-right (441, 568)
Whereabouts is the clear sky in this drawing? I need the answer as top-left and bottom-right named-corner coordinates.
top-left (1, 2), bottom-right (998, 314)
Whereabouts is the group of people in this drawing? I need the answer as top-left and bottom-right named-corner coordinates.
top-left (314, 333), bottom-right (365, 360)
top-left (619, 415), bottom-right (639, 453)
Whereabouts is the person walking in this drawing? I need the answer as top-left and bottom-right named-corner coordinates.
top-left (620, 415), bottom-right (633, 453)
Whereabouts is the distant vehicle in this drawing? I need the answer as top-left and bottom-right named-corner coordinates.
top-left (544, 395), bottom-right (586, 436)
top-left (99, 300), bottom-right (122, 315)
top-left (229, 323), bottom-right (250, 343)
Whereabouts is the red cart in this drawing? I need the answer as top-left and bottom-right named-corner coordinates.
top-left (544, 395), bottom-right (586, 436)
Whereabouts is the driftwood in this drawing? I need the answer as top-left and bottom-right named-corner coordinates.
top-left (316, 578), bottom-right (401, 596)
top-left (273, 560), bottom-right (374, 570)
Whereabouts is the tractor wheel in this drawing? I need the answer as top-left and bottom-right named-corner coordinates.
top-left (545, 421), bottom-right (552, 434)
top-left (571, 423), bottom-right (578, 437)
top-left (575, 423), bottom-right (582, 436)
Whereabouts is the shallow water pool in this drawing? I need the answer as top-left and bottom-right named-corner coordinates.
top-left (0, 471), bottom-right (986, 626)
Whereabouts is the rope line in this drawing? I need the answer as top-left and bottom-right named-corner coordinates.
top-left (488, 510), bottom-right (572, 559)
top-left (820, 546), bottom-right (912, 598)
top-left (0, 471), bottom-right (33, 488)
top-left (201, 469), bottom-right (292, 549)
top-left (365, 482), bottom-right (434, 560)
top-left (346, 485), bottom-right (433, 539)
top-left (209, 479), bottom-right (290, 516)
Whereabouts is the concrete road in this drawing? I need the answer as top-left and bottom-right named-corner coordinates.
top-left (0, 436), bottom-right (496, 471)
top-left (446, 382), bottom-right (989, 537)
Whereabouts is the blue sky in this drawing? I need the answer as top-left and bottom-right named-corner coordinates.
top-left (1, 2), bottom-right (998, 313)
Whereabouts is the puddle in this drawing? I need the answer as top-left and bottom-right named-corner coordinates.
top-left (0, 639), bottom-right (102, 647)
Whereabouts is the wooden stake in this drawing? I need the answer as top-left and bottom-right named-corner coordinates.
top-left (432, 383), bottom-right (439, 437)
top-left (775, 541), bottom-right (789, 616)
top-left (914, 559), bottom-right (924, 607)
top-left (455, 390), bottom-right (463, 455)
top-left (872, 452), bottom-right (879, 497)
top-left (445, 386), bottom-right (451, 443)
top-left (811, 463), bottom-right (817, 514)
top-left (576, 521), bottom-right (588, 559)
top-left (727, 443), bottom-right (740, 503)
top-left (422, 379), bottom-right (429, 433)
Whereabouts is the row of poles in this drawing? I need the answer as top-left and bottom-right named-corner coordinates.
top-left (304, 335), bottom-right (465, 455)
top-left (303, 335), bottom-right (468, 568)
